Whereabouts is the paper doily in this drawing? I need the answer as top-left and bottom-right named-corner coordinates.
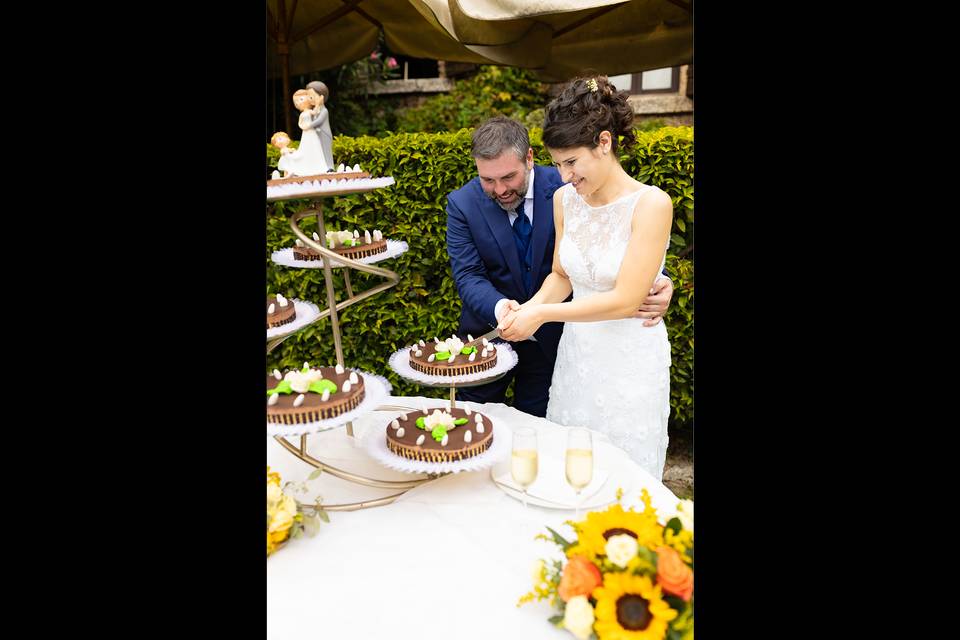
top-left (267, 176), bottom-right (395, 201)
top-left (270, 239), bottom-right (409, 269)
top-left (266, 299), bottom-right (321, 340)
top-left (266, 370), bottom-right (392, 437)
top-left (387, 342), bottom-right (518, 385)
top-left (361, 410), bottom-right (512, 475)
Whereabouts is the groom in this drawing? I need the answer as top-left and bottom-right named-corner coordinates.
top-left (446, 116), bottom-right (673, 417)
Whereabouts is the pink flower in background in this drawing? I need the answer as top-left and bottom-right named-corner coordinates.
top-left (387, 57), bottom-right (398, 69)
top-left (370, 51), bottom-right (380, 59)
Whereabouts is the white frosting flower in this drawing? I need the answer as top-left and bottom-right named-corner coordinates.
top-left (284, 370), bottom-right (311, 393)
top-left (424, 409), bottom-right (454, 431)
top-left (605, 533), bottom-right (639, 568)
top-left (562, 596), bottom-right (595, 640)
top-left (676, 498), bottom-right (694, 532)
top-left (436, 336), bottom-right (464, 354)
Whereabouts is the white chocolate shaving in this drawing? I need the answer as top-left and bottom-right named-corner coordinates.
top-left (349, 371), bottom-right (359, 384)
top-left (476, 422), bottom-right (485, 433)
top-left (273, 369), bottom-right (282, 380)
top-left (418, 339), bottom-right (425, 347)
top-left (464, 430), bottom-right (472, 443)
top-left (469, 352), bottom-right (476, 362)
top-left (482, 338), bottom-right (489, 346)
top-left (468, 334), bottom-right (474, 342)
top-left (293, 394), bottom-right (305, 407)
top-left (267, 303), bottom-right (275, 314)
top-left (268, 393), bottom-right (279, 406)
top-left (416, 434), bottom-right (425, 446)
top-left (415, 349), bottom-right (423, 357)
top-left (321, 389), bottom-right (330, 401)
top-left (390, 419), bottom-right (399, 429)
top-left (335, 364), bottom-right (345, 374)
top-left (448, 354), bottom-right (456, 364)
top-left (441, 434), bottom-right (449, 447)
top-left (464, 404), bottom-right (472, 415)
top-left (343, 380), bottom-right (352, 392)
top-left (396, 427), bottom-right (405, 437)
top-left (427, 354), bottom-right (435, 362)
top-left (399, 413), bottom-right (408, 421)
top-left (364, 230), bottom-right (372, 244)
top-left (312, 232), bottom-right (320, 241)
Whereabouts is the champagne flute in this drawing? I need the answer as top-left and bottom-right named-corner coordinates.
top-left (511, 427), bottom-right (539, 509)
top-left (565, 427), bottom-right (594, 519)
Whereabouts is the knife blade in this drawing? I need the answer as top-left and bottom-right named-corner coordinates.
top-left (464, 327), bottom-right (500, 350)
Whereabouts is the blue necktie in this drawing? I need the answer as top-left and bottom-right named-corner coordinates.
top-left (512, 201), bottom-right (533, 294)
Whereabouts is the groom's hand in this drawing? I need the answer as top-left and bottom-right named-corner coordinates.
top-left (499, 305), bottom-right (542, 341)
top-left (634, 277), bottom-right (674, 327)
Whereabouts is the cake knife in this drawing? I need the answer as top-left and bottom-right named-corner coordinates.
top-left (463, 327), bottom-right (500, 350)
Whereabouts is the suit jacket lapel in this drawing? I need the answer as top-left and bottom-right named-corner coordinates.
top-left (479, 190), bottom-right (526, 295)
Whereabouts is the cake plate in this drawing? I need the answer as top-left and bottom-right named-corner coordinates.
top-left (268, 182), bottom-right (435, 511)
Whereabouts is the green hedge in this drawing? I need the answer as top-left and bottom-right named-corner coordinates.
top-left (267, 126), bottom-right (694, 425)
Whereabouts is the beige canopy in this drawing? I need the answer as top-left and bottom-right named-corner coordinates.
top-left (267, 1), bottom-right (692, 129)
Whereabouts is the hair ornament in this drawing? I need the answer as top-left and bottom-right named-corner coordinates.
top-left (586, 78), bottom-right (599, 93)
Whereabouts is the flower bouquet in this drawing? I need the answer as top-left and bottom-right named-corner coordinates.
top-left (520, 489), bottom-right (693, 640)
top-left (267, 466), bottom-right (328, 556)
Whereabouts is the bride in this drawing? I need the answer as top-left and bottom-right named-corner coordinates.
top-left (498, 76), bottom-right (674, 479)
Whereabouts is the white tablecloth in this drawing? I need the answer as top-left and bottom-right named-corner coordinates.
top-left (267, 396), bottom-right (680, 640)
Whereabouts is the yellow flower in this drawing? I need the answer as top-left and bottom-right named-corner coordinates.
top-left (562, 595), bottom-right (595, 640)
top-left (531, 559), bottom-right (546, 588)
top-left (593, 572), bottom-right (678, 640)
top-left (567, 490), bottom-right (663, 563)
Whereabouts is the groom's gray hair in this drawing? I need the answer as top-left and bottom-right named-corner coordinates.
top-left (471, 116), bottom-right (530, 161)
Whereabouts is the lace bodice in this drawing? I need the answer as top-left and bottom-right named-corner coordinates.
top-left (558, 183), bottom-right (666, 297)
top-left (546, 182), bottom-right (672, 480)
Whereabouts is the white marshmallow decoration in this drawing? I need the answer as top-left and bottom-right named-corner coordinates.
top-left (349, 371), bottom-right (359, 384)
top-left (268, 303), bottom-right (275, 314)
top-left (343, 381), bottom-right (352, 392)
top-left (278, 296), bottom-right (288, 307)
top-left (364, 230), bottom-right (372, 244)
top-left (321, 389), bottom-right (330, 401)
top-left (352, 164), bottom-right (361, 172)
top-left (335, 364), bottom-right (345, 374)
top-left (448, 354), bottom-right (456, 364)
top-left (354, 229), bottom-right (360, 238)
top-left (390, 419), bottom-right (399, 429)
top-left (293, 394), bottom-right (305, 407)
top-left (295, 238), bottom-right (303, 246)
top-left (338, 163), bottom-right (345, 172)
top-left (399, 413), bottom-right (408, 421)
top-left (441, 434), bottom-right (449, 447)
top-left (268, 393), bottom-right (279, 406)
top-left (482, 338), bottom-right (489, 346)
top-left (427, 354), bottom-right (435, 362)
top-left (312, 232), bottom-right (320, 241)
top-left (476, 422), bottom-right (484, 433)
top-left (418, 339), bottom-right (425, 347)
top-left (416, 434), bottom-right (425, 446)
top-left (273, 369), bottom-right (282, 380)
top-left (464, 404), bottom-right (472, 415)
top-left (464, 430), bottom-right (472, 443)
top-left (469, 352), bottom-right (476, 362)
top-left (396, 427), bottom-right (405, 437)
top-left (468, 334), bottom-right (474, 342)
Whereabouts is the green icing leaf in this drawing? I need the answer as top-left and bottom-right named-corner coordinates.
top-left (415, 416), bottom-right (426, 429)
top-left (453, 418), bottom-right (468, 425)
top-left (431, 425), bottom-right (448, 442)
top-left (435, 351), bottom-right (451, 361)
top-left (308, 379), bottom-right (338, 394)
top-left (460, 346), bottom-right (476, 355)
top-left (267, 380), bottom-right (293, 395)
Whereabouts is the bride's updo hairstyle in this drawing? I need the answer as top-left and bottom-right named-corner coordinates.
top-left (542, 76), bottom-right (636, 154)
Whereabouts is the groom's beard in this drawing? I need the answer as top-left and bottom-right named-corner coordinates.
top-left (487, 166), bottom-right (531, 212)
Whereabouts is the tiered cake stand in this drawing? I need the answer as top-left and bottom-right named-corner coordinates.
top-left (268, 177), bottom-right (431, 511)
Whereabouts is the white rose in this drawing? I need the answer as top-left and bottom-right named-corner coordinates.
top-left (284, 371), bottom-right (311, 393)
top-left (266, 482), bottom-right (283, 506)
top-left (605, 534), bottom-right (639, 568)
top-left (304, 368), bottom-right (324, 384)
top-left (562, 596), bottom-right (595, 640)
top-left (424, 409), bottom-right (454, 430)
top-left (338, 230), bottom-right (353, 244)
top-left (676, 499), bottom-right (694, 532)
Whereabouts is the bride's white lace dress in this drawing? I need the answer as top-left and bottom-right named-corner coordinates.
top-left (545, 182), bottom-right (672, 480)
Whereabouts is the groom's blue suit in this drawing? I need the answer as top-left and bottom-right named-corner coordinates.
top-left (446, 165), bottom-right (566, 417)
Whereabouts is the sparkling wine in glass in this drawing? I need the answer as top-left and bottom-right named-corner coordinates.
top-left (565, 427), bottom-right (593, 518)
top-left (511, 427), bottom-right (539, 509)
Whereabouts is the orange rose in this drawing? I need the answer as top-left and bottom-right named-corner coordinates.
top-left (656, 546), bottom-right (693, 601)
top-left (558, 555), bottom-right (602, 602)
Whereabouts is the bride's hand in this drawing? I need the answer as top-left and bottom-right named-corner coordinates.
top-left (634, 277), bottom-right (674, 326)
top-left (498, 305), bottom-right (543, 341)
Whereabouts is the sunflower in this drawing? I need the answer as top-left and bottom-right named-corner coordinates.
top-left (567, 491), bottom-right (663, 562)
top-left (593, 572), bottom-right (678, 640)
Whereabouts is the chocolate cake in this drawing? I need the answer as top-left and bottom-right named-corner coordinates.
top-left (325, 229), bottom-right (387, 260)
top-left (408, 334), bottom-right (498, 377)
top-left (267, 294), bottom-right (296, 329)
top-left (386, 407), bottom-right (494, 462)
top-left (267, 364), bottom-right (365, 425)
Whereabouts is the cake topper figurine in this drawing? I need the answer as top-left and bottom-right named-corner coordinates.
top-left (269, 82), bottom-right (333, 178)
